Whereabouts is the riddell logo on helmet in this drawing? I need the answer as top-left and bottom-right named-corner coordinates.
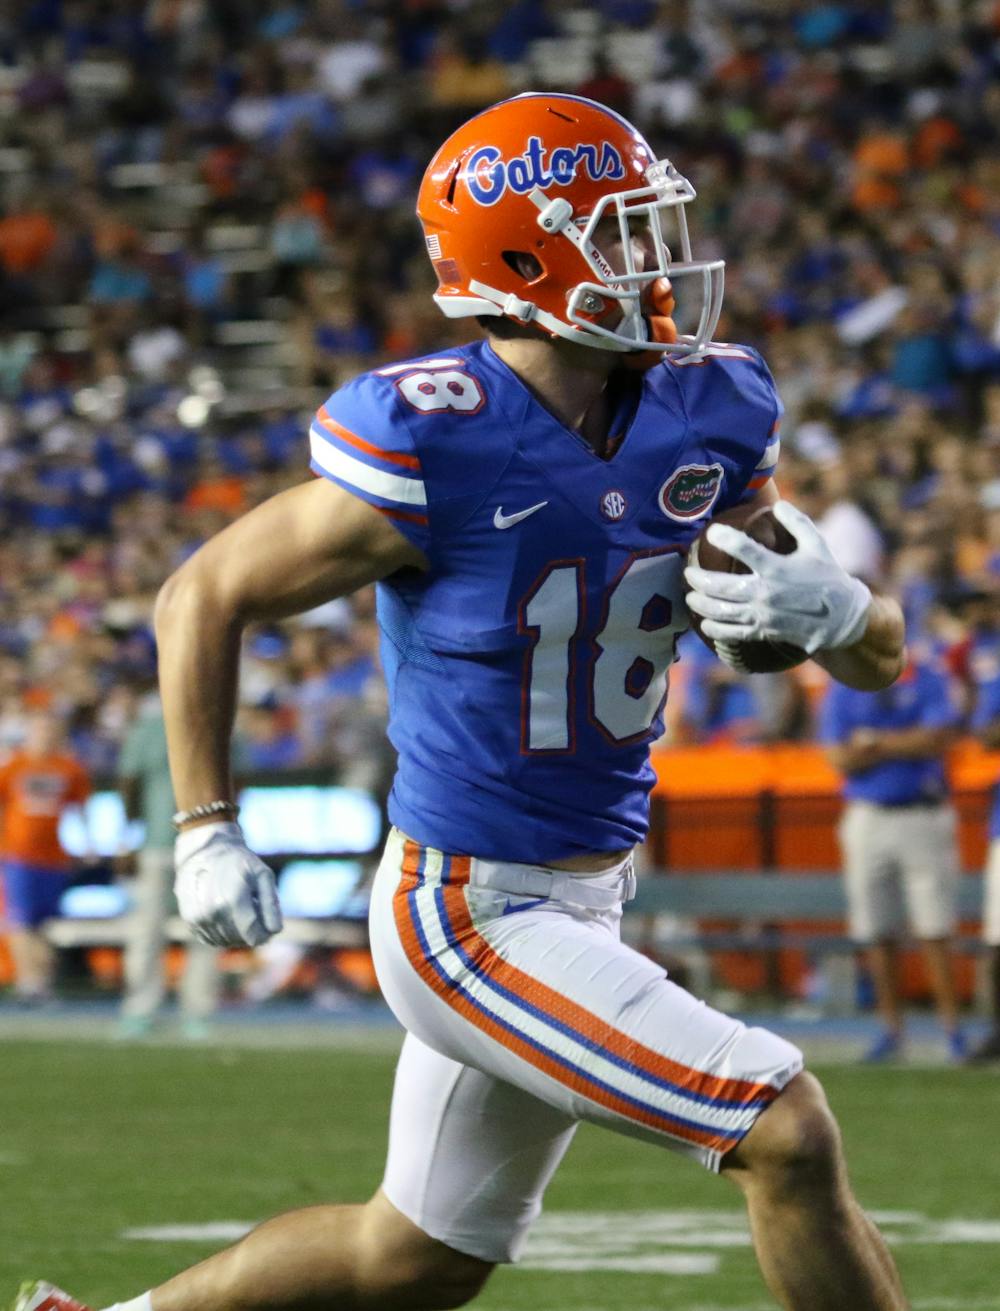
top-left (464, 135), bottom-right (626, 207)
top-left (658, 463), bottom-right (725, 522)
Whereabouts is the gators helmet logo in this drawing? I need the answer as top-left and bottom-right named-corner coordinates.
top-left (465, 136), bottom-right (626, 207)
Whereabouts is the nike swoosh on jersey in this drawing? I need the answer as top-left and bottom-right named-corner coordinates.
top-left (493, 501), bottom-right (549, 530)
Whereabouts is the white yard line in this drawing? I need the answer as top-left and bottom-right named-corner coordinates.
top-left (124, 1208), bottom-right (1000, 1278)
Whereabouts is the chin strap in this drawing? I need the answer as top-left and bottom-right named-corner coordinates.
top-left (440, 275), bottom-right (682, 361)
top-left (500, 292), bottom-right (537, 321)
top-left (464, 279), bottom-right (636, 352)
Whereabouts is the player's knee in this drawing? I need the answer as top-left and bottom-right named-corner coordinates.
top-left (364, 1247), bottom-right (492, 1309)
top-left (728, 1071), bottom-right (843, 1194)
top-left (356, 1202), bottom-right (493, 1309)
top-left (411, 1254), bottom-right (492, 1309)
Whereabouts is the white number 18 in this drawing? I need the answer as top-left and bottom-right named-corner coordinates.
top-left (518, 551), bottom-right (687, 752)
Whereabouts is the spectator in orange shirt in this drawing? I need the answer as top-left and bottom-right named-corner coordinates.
top-left (183, 454), bottom-right (248, 515)
top-left (852, 119), bottom-right (910, 213)
top-left (0, 711), bottom-right (91, 1002)
top-left (0, 208), bottom-right (57, 275)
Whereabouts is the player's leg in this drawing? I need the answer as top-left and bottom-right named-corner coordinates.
top-left (369, 831), bottom-right (908, 1311)
top-left (721, 1072), bottom-right (906, 1310)
top-left (147, 1192), bottom-right (491, 1311)
top-left (96, 1032), bottom-right (575, 1311)
top-left (381, 1032), bottom-right (577, 1263)
top-left (733, 810), bottom-right (909, 1302)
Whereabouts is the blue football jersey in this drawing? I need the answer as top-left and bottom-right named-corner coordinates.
top-left (309, 338), bottom-right (781, 862)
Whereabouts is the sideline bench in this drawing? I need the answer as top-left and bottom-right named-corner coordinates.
top-left (44, 875), bottom-right (986, 954)
top-left (626, 870), bottom-right (987, 955)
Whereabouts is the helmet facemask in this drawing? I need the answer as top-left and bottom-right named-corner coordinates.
top-left (534, 159), bottom-right (725, 357)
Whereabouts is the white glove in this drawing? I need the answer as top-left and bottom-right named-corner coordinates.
top-left (174, 820), bottom-right (283, 947)
top-left (684, 499), bottom-right (872, 657)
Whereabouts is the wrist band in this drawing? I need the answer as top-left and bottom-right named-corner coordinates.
top-left (172, 799), bottom-right (240, 829)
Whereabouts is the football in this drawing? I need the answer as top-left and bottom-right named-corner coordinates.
top-left (687, 504), bottom-right (809, 674)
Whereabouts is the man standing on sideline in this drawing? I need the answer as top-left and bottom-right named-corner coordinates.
top-left (822, 657), bottom-right (965, 1062)
top-left (117, 687), bottom-right (218, 1040)
top-left (0, 710), bottom-right (91, 1002)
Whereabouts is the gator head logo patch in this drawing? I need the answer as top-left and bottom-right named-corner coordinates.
top-left (658, 462), bottom-right (725, 522)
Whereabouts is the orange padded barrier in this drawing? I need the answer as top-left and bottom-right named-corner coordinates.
top-left (650, 740), bottom-right (1000, 873)
top-left (649, 741), bottom-right (997, 1001)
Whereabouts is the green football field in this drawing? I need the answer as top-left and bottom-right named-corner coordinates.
top-left (3, 1034), bottom-right (1000, 1310)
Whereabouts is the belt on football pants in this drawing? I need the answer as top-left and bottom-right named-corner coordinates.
top-left (467, 854), bottom-right (637, 911)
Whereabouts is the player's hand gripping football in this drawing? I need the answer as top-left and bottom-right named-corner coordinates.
top-left (684, 499), bottom-right (872, 657)
top-left (174, 820), bottom-right (283, 947)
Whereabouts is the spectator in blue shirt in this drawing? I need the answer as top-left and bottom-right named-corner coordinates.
top-left (822, 657), bottom-right (965, 1062)
top-left (236, 704), bottom-right (303, 773)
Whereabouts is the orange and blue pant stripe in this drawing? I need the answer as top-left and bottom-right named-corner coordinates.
top-left (393, 839), bottom-right (783, 1158)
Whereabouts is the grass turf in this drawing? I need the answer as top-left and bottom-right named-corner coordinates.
top-left (2, 1037), bottom-right (999, 1309)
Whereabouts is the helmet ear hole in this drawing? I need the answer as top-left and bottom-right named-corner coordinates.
top-left (501, 250), bottom-right (543, 282)
top-left (444, 163), bottom-right (460, 208)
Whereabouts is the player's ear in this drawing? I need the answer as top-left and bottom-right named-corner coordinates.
top-left (502, 251), bottom-right (543, 282)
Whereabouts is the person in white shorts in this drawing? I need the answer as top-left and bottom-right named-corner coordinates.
top-left (19, 95), bottom-right (909, 1311)
top-left (822, 656), bottom-right (964, 1063)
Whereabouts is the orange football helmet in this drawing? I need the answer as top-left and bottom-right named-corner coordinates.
top-left (417, 93), bottom-right (724, 358)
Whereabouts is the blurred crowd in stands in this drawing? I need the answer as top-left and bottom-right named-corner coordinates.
top-left (2, 0), bottom-right (1000, 772)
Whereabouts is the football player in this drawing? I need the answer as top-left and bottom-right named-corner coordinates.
top-left (21, 95), bottom-right (908, 1311)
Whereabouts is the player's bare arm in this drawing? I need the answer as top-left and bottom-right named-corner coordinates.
top-left (978, 716), bottom-right (1000, 750)
top-left (155, 477), bottom-right (425, 820)
top-left (812, 596), bottom-right (905, 692)
top-left (154, 478), bottom-right (427, 949)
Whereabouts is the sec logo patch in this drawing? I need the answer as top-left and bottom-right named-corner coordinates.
top-left (601, 490), bottom-right (627, 521)
top-left (659, 462), bottom-right (724, 522)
